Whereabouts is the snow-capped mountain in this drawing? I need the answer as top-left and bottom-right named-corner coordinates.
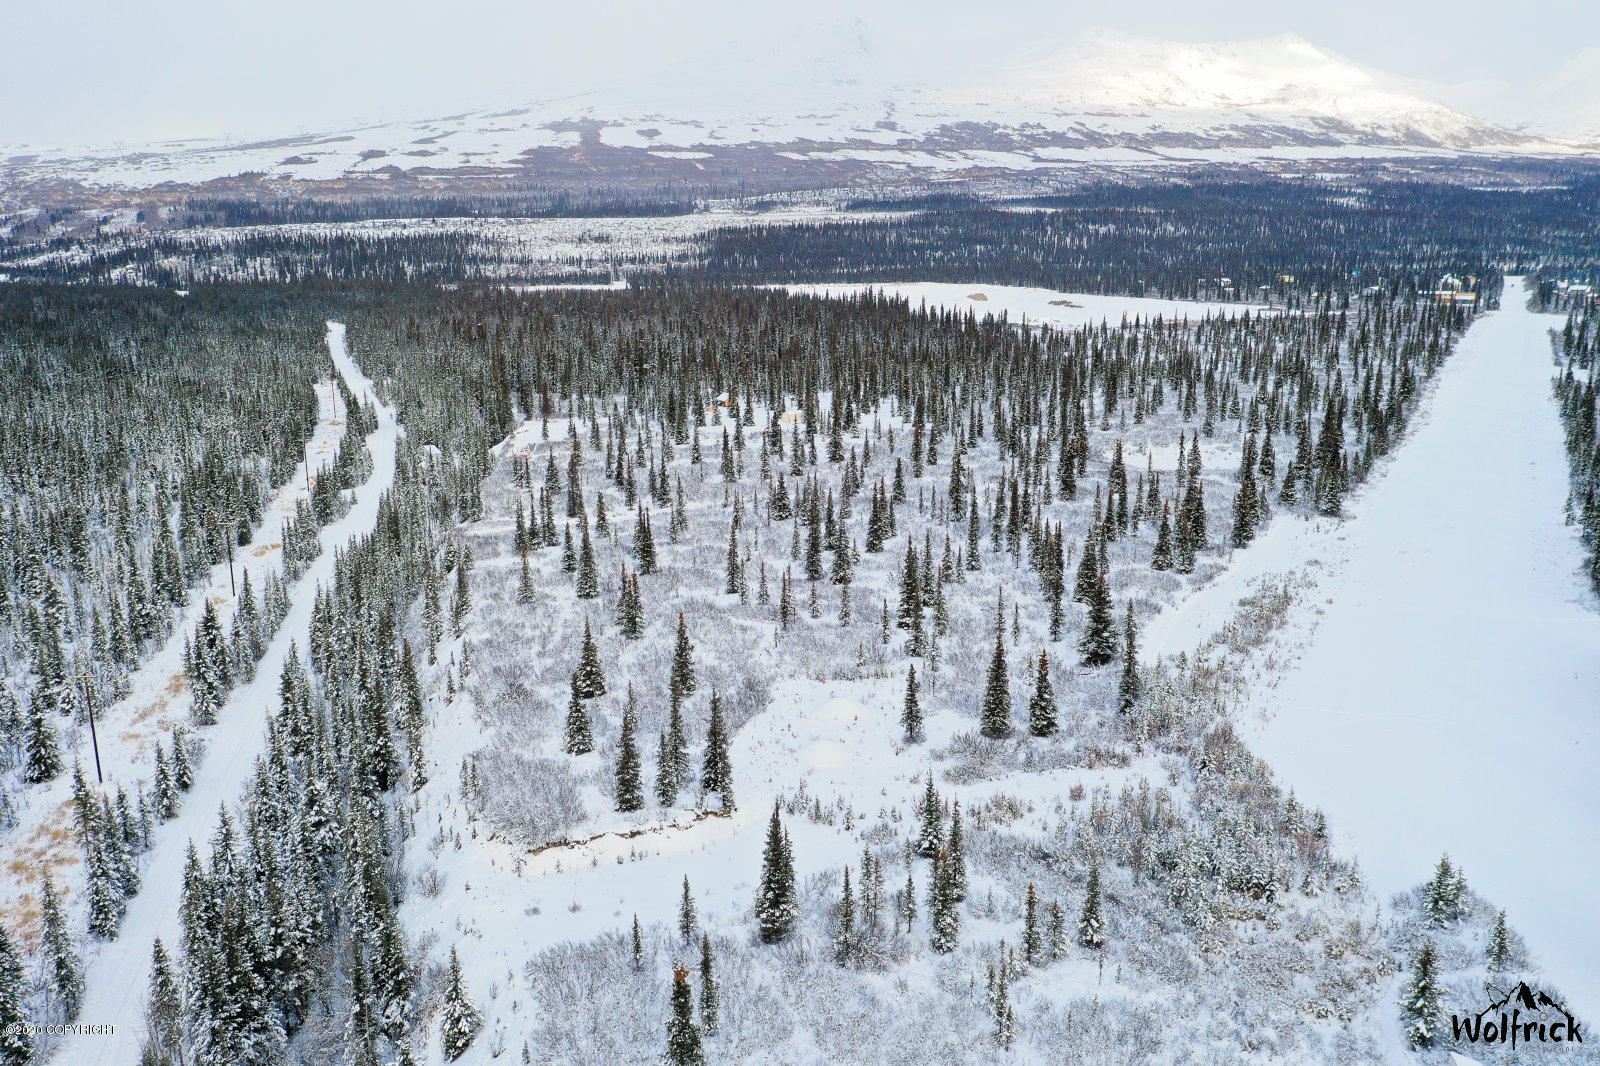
top-left (1437, 46), bottom-right (1600, 146)
top-left (0, 24), bottom-right (1576, 196)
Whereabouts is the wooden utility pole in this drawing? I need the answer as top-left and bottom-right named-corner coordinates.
top-left (68, 674), bottom-right (104, 784)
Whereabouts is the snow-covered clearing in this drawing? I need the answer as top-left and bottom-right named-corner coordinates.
top-left (1144, 279), bottom-right (1600, 1017)
top-left (54, 324), bottom-right (401, 1066)
top-left (781, 281), bottom-right (1271, 329)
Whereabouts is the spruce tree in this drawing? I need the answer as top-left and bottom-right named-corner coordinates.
top-left (755, 802), bottom-right (798, 943)
top-left (1077, 866), bottom-right (1105, 949)
top-left (698, 934), bottom-right (719, 1036)
top-left (664, 965), bottom-right (706, 1066)
top-left (914, 776), bottom-right (944, 859)
top-left (947, 801), bottom-right (968, 902)
top-left (678, 877), bottom-right (698, 945)
top-left (979, 629), bottom-right (1011, 738)
top-left (1023, 883), bottom-right (1042, 966)
top-left (669, 614), bottom-right (696, 701)
top-left (1079, 575), bottom-right (1117, 667)
top-left (573, 620), bottom-right (607, 699)
top-left (40, 875), bottom-right (82, 1021)
top-left (901, 665), bottom-right (924, 744)
top-left (1027, 650), bottom-right (1057, 737)
top-left (0, 927), bottom-right (30, 1065)
top-left (1402, 939), bottom-right (1441, 1050)
top-left (834, 866), bottom-right (858, 966)
top-left (700, 691), bottom-right (734, 811)
top-left (575, 521), bottom-right (599, 598)
top-left (563, 677), bottom-right (594, 756)
top-left (1118, 604), bottom-right (1143, 713)
top-left (146, 938), bottom-right (183, 1066)
top-left (929, 850), bottom-right (960, 953)
top-left (1425, 854), bottom-right (1461, 926)
top-left (615, 689), bottom-right (644, 812)
top-left (24, 694), bottom-right (63, 783)
top-left (440, 948), bottom-right (481, 1061)
top-left (1486, 909), bottom-right (1512, 972)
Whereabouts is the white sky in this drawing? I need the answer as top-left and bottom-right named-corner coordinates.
top-left (1, 0), bottom-right (1593, 147)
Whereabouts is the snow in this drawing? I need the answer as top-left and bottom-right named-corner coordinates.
top-left (1143, 279), bottom-right (1600, 1018)
top-left (0, 24), bottom-right (1563, 192)
top-left (780, 282), bottom-right (1270, 330)
top-left (54, 323), bottom-right (401, 1066)
top-left (0, 367), bottom-right (344, 924)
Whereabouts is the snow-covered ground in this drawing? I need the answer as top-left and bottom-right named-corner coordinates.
top-left (0, 369), bottom-right (347, 936)
top-left (781, 281), bottom-right (1269, 328)
top-left (1144, 279), bottom-right (1600, 1017)
top-left (54, 324), bottom-right (401, 1066)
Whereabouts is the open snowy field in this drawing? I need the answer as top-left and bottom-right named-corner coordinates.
top-left (781, 281), bottom-right (1270, 329)
top-left (1144, 280), bottom-right (1600, 1017)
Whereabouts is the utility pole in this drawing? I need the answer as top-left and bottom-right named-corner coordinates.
top-left (209, 512), bottom-right (236, 597)
top-left (68, 674), bottom-right (104, 784)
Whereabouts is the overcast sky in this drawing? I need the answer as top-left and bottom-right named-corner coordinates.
top-left (2, 0), bottom-right (1592, 147)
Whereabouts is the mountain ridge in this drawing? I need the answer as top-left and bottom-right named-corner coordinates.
top-left (1, 24), bottom-right (1587, 197)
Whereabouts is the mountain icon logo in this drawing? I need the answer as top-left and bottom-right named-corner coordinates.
top-left (1452, 982), bottom-right (1583, 1048)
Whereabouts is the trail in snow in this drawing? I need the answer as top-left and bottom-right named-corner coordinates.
top-left (1144, 280), bottom-right (1600, 1016)
top-left (0, 369), bottom-right (350, 925)
top-left (56, 323), bottom-right (399, 1066)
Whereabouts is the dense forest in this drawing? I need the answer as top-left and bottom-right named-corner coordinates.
top-left (0, 169), bottom-right (1595, 1065)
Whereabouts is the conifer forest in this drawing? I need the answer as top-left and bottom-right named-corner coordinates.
top-left (0, 158), bottom-right (1597, 1066)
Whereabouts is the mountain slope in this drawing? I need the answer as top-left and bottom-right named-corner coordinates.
top-left (0, 25), bottom-right (1566, 196)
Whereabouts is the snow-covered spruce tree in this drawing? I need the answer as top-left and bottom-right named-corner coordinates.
top-left (979, 629), bottom-right (1012, 738)
top-left (573, 619), bottom-right (607, 699)
top-left (700, 690), bottom-right (734, 811)
top-left (1023, 883), bottom-right (1042, 966)
top-left (947, 802), bottom-right (968, 902)
top-left (0, 927), bottom-right (31, 1065)
top-left (1425, 853), bottom-right (1463, 926)
top-left (617, 569), bottom-right (644, 638)
top-left (1486, 909), bottom-right (1513, 972)
top-left (698, 934), bottom-right (719, 1036)
top-left (914, 777), bottom-right (944, 858)
top-left (665, 964), bottom-right (706, 1066)
top-left (145, 938), bottom-right (184, 1066)
top-left (1402, 939), bottom-right (1442, 1050)
top-left (23, 692), bottom-right (63, 783)
top-left (1151, 502), bottom-right (1174, 571)
top-left (989, 952), bottom-right (1014, 1050)
top-left (1027, 650), bottom-right (1057, 737)
top-left (669, 613), bottom-right (696, 701)
top-left (1118, 604), bottom-right (1143, 713)
top-left (929, 850), bottom-right (960, 953)
top-left (575, 520), bottom-right (599, 598)
top-left (755, 801), bottom-right (798, 943)
top-left (834, 865), bottom-right (859, 966)
top-left (1077, 865), bottom-right (1105, 949)
top-left (441, 948), bottom-right (481, 1060)
top-left (1046, 901), bottom-right (1066, 962)
top-left (1079, 575), bottom-right (1117, 667)
top-left (615, 688), bottom-right (645, 812)
top-left (901, 665), bottom-right (924, 744)
top-left (451, 554), bottom-right (472, 636)
top-left (564, 676), bottom-right (594, 756)
top-left (40, 875), bottom-right (82, 1021)
top-left (662, 875), bottom-right (692, 948)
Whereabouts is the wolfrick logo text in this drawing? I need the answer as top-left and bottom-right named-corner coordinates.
top-left (1451, 982), bottom-right (1583, 1049)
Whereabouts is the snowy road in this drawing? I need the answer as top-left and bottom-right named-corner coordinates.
top-left (57, 324), bottom-right (399, 1066)
top-left (1145, 280), bottom-right (1600, 1016)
